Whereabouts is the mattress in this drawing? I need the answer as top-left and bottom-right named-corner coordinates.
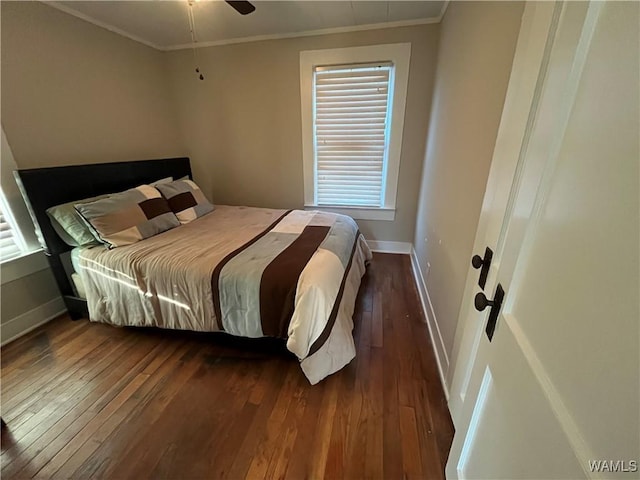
top-left (76, 205), bottom-right (371, 384)
top-left (70, 247), bottom-right (87, 299)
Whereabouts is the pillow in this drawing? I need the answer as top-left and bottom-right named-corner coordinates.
top-left (46, 177), bottom-right (175, 247)
top-left (156, 179), bottom-right (214, 224)
top-left (47, 193), bottom-right (112, 247)
top-left (150, 176), bottom-right (173, 187)
top-left (75, 185), bottom-right (180, 248)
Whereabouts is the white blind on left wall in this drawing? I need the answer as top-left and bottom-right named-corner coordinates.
top-left (0, 203), bottom-right (22, 261)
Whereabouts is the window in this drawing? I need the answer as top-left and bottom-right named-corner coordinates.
top-left (0, 193), bottom-right (26, 262)
top-left (300, 43), bottom-right (411, 221)
top-left (314, 63), bottom-right (391, 208)
top-left (1, 128), bottom-right (42, 271)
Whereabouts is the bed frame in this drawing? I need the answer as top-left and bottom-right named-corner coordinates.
top-left (14, 157), bottom-right (192, 320)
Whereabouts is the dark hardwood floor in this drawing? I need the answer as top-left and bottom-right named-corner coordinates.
top-left (1, 253), bottom-right (454, 479)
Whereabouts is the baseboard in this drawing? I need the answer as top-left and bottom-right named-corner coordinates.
top-left (1, 297), bottom-right (66, 346)
top-left (410, 247), bottom-right (450, 399)
top-left (366, 240), bottom-right (412, 254)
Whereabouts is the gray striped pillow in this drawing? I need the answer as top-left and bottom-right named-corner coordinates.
top-left (75, 185), bottom-right (179, 248)
top-left (156, 179), bottom-right (214, 224)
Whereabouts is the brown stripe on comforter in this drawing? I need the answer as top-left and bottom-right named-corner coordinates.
top-left (307, 228), bottom-right (360, 356)
top-left (259, 225), bottom-right (330, 337)
top-left (211, 209), bottom-right (361, 355)
top-left (211, 209), bottom-right (292, 329)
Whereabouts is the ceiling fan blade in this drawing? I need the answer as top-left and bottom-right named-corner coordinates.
top-left (225, 1), bottom-right (256, 15)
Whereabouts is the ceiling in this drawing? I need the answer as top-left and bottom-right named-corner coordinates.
top-left (48, 1), bottom-right (447, 51)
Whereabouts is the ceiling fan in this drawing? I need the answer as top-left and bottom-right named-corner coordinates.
top-left (225, 1), bottom-right (256, 15)
top-left (187, 0), bottom-right (256, 80)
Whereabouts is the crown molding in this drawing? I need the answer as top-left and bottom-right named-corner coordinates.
top-left (165, 17), bottom-right (441, 51)
top-left (436, 1), bottom-right (450, 23)
top-left (45, 1), bottom-right (163, 51)
top-left (42, 1), bottom-right (443, 52)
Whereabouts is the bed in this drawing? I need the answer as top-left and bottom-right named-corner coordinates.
top-left (15, 157), bottom-right (371, 384)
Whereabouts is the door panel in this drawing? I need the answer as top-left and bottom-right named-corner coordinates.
top-left (494, 2), bottom-right (587, 260)
top-left (447, 2), bottom-right (560, 420)
top-left (447, 1), bottom-right (639, 478)
top-left (507, 0), bottom-right (639, 461)
top-left (494, 1), bottom-right (589, 287)
top-left (461, 329), bottom-right (583, 479)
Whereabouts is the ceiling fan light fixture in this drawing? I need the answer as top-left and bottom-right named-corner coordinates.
top-left (187, 0), bottom-right (205, 80)
top-left (185, 0), bottom-right (255, 80)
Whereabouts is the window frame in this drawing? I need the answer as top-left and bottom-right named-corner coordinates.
top-left (300, 43), bottom-right (411, 221)
top-left (1, 128), bottom-right (48, 283)
top-left (0, 190), bottom-right (27, 262)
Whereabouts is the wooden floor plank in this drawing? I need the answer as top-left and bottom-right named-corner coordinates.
top-left (364, 346), bottom-right (384, 480)
top-left (2, 330), bottom-right (111, 411)
top-left (0, 318), bottom-right (89, 376)
top-left (226, 361), bottom-right (288, 480)
top-left (3, 336), bottom-right (166, 478)
top-left (399, 405), bottom-right (425, 479)
top-left (243, 367), bottom-right (300, 480)
top-left (308, 375), bottom-right (339, 480)
top-left (81, 346), bottom-right (204, 479)
top-left (35, 372), bottom-right (151, 479)
top-left (1, 334), bottom-right (138, 458)
top-left (0, 253), bottom-right (454, 479)
top-left (265, 375), bottom-right (308, 480)
top-left (49, 340), bottom-right (190, 478)
top-left (413, 378), bottom-right (448, 479)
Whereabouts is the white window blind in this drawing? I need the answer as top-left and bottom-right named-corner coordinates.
top-left (313, 63), bottom-right (393, 207)
top-left (0, 203), bottom-right (22, 261)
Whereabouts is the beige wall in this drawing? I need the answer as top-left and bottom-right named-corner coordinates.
top-left (164, 24), bottom-right (439, 242)
top-left (1, 1), bottom-right (186, 168)
top-left (1, 267), bottom-right (61, 344)
top-left (413, 2), bottom-right (524, 361)
top-left (1, 269), bottom-right (59, 324)
top-left (1, 2), bottom-right (186, 343)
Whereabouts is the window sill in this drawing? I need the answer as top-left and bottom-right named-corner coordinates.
top-left (1, 249), bottom-right (49, 285)
top-left (304, 205), bottom-right (396, 221)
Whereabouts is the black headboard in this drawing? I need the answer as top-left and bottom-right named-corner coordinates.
top-left (14, 157), bottom-right (192, 319)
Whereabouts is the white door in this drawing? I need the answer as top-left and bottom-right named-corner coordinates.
top-left (446, 1), bottom-right (639, 479)
top-left (447, 1), bottom-right (561, 424)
